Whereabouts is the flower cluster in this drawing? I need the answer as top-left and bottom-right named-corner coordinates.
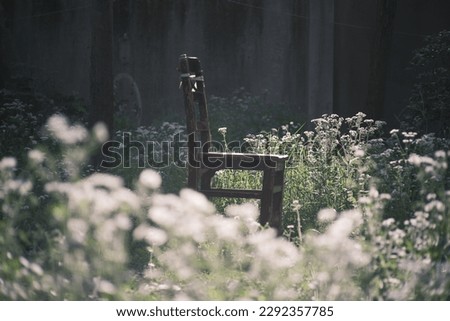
top-left (1, 114), bottom-right (449, 301)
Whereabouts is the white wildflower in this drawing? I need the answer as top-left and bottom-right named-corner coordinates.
top-left (424, 200), bottom-right (445, 213)
top-left (210, 216), bottom-right (240, 241)
top-left (67, 218), bottom-right (89, 244)
top-left (225, 203), bottom-right (259, 222)
top-left (312, 118), bottom-right (328, 124)
top-left (426, 193), bottom-right (437, 201)
top-left (421, 156), bottom-right (435, 165)
top-left (115, 213), bottom-right (132, 230)
top-left (435, 150), bottom-right (446, 158)
top-left (218, 127), bottom-right (227, 135)
top-left (375, 120), bottom-right (386, 128)
top-left (18, 180), bottom-right (32, 195)
top-left (402, 131), bottom-right (417, 138)
top-left (291, 200), bottom-right (301, 211)
top-left (133, 224), bottom-right (168, 246)
top-left (408, 153), bottom-right (421, 166)
top-left (249, 230), bottom-right (299, 268)
top-left (388, 228), bottom-right (406, 244)
top-left (327, 210), bottom-right (363, 238)
top-left (111, 189), bottom-right (140, 211)
top-left (29, 263), bottom-right (43, 276)
top-left (380, 193), bottom-right (392, 201)
top-left (148, 204), bottom-right (176, 225)
top-left (92, 190), bottom-right (119, 214)
top-left (382, 218), bottom-right (395, 227)
top-left (425, 166), bottom-right (434, 174)
top-left (85, 173), bottom-right (123, 190)
top-left (353, 147), bottom-right (365, 157)
top-left (28, 150), bottom-right (45, 163)
top-left (47, 114), bottom-right (88, 144)
top-left (358, 196), bottom-right (371, 204)
top-left (139, 169), bottom-right (162, 190)
top-left (19, 257), bottom-right (30, 268)
top-left (0, 157), bottom-right (16, 170)
top-left (93, 277), bottom-right (116, 295)
top-left (96, 219), bottom-right (119, 243)
top-left (387, 278), bottom-right (401, 286)
top-left (180, 188), bottom-right (215, 214)
top-left (317, 208), bottom-right (337, 222)
top-left (93, 122), bottom-right (109, 142)
top-left (368, 187), bottom-right (379, 198)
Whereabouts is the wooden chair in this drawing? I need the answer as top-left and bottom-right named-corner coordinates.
top-left (178, 54), bottom-right (287, 234)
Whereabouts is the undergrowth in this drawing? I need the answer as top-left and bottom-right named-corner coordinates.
top-left (1, 114), bottom-right (449, 300)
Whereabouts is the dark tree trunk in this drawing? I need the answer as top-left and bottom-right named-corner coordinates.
top-left (0, 1), bottom-right (10, 88)
top-left (89, 0), bottom-right (114, 132)
top-left (366, 0), bottom-right (397, 120)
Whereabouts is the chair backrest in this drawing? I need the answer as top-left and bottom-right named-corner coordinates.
top-left (178, 54), bottom-right (212, 152)
top-left (178, 54), bottom-right (286, 234)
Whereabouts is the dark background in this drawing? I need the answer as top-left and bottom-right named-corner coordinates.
top-left (1, 0), bottom-right (449, 130)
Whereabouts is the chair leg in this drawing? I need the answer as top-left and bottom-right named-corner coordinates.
top-left (200, 168), bottom-right (216, 191)
top-left (187, 166), bottom-right (198, 190)
top-left (260, 169), bottom-right (272, 227)
top-left (271, 168), bottom-right (285, 234)
top-left (261, 168), bottom-right (284, 235)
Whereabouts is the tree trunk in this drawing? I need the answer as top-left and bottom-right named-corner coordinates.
top-left (308, 0), bottom-right (334, 122)
top-left (89, 0), bottom-right (114, 132)
top-left (0, 1), bottom-right (10, 88)
top-left (366, 0), bottom-right (397, 120)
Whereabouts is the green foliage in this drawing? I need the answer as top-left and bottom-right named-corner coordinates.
top-left (208, 88), bottom-right (298, 142)
top-left (0, 116), bottom-right (150, 300)
top-left (213, 113), bottom-right (450, 238)
top-left (367, 130), bottom-right (449, 223)
top-left (110, 122), bottom-right (187, 192)
top-left (213, 113), bottom-right (383, 233)
top-left (1, 114), bottom-right (449, 300)
top-left (401, 30), bottom-right (450, 137)
top-left (0, 89), bottom-right (88, 163)
top-left (359, 152), bottom-right (450, 299)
